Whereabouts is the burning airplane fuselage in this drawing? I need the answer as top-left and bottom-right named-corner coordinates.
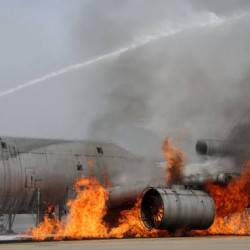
top-left (0, 136), bottom-right (249, 238)
top-left (0, 136), bottom-right (147, 215)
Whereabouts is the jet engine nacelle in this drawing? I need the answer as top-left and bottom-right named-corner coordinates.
top-left (195, 139), bottom-right (234, 156)
top-left (140, 186), bottom-right (215, 231)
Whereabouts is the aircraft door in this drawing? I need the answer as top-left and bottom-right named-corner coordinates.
top-left (25, 168), bottom-right (35, 188)
top-left (0, 140), bottom-right (24, 213)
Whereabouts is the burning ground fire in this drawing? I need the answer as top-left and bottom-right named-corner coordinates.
top-left (27, 176), bottom-right (168, 240)
top-left (26, 139), bottom-right (250, 240)
top-left (192, 160), bottom-right (250, 236)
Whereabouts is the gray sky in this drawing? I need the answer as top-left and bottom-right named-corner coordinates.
top-left (0, 0), bottom-right (250, 160)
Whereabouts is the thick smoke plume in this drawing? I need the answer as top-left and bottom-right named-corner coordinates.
top-left (74, 2), bottom-right (250, 164)
top-left (0, 10), bottom-right (225, 98)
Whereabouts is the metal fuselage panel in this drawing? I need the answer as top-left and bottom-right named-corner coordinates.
top-left (0, 137), bottom-right (139, 214)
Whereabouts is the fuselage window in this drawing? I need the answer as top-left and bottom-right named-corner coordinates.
top-left (77, 163), bottom-right (83, 171)
top-left (97, 147), bottom-right (103, 154)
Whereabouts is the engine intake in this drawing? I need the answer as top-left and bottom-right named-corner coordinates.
top-left (140, 186), bottom-right (215, 231)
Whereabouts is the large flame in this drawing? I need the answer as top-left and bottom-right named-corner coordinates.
top-left (162, 137), bottom-right (185, 185)
top-left (28, 176), bottom-right (168, 240)
top-left (27, 140), bottom-right (249, 240)
top-left (192, 160), bottom-right (250, 236)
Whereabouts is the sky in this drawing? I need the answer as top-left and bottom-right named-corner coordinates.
top-left (0, 0), bottom-right (250, 163)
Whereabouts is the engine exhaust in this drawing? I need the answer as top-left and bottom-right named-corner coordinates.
top-left (140, 186), bottom-right (215, 231)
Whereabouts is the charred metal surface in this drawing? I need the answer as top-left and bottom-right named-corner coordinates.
top-left (107, 184), bottom-right (147, 208)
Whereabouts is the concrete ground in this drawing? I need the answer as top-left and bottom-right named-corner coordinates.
top-left (0, 237), bottom-right (249, 250)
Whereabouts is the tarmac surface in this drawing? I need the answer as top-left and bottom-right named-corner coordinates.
top-left (0, 237), bottom-right (249, 250)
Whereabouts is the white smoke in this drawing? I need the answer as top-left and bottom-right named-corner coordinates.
top-left (185, 157), bottom-right (237, 175)
top-left (0, 2), bottom-right (249, 168)
top-left (0, 11), bottom-right (228, 98)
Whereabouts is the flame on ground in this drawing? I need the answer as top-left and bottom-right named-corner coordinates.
top-left (27, 140), bottom-right (249, 239)
top-left (28, 176), bottom-right (168, 240)
top-left (191, 160), bottom-right (250, 236)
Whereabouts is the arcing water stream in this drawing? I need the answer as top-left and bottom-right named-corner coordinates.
top-left (0, 12), bottom-right (241, 98)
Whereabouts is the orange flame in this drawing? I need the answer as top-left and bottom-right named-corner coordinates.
top-left (26, 203), bottom-right (60, 241)
top-left (27, 141), bottom-right (249, 240)
top-left (103, 166), bottom-right (112, 188)
top-left (109, 201), bottom-right (168, 238)
top-left (162, 137), bottom-right (185, 185)
top-left (192, 160), bottom-right (250, 236)
top-left (88, 158), bottom-right (94, 168)
top-left (28, 175), bottom-right (167, 240)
